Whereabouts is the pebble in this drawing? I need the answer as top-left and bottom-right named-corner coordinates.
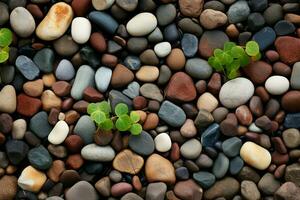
top-left (165, 72), bottom-right (197, 102)
top-left (23, 79), bottom-right (43, 97)
top-left (121, 193), bottom-right (143, 200)
top-left (235, 105), bottom-right (253, 126)
top-left (193, 171), bottom-right (216, 189)
top-left (158, 65), bottom-right (172, 85)
top-left (29, 111), bottom-right (52, 139)
top-left (0, 2), bottom-right (9, 26)
top-left (140, 83), bottom-right (163, 102)
top-left (181, 33), bottom-right (198, 57)
top-left (129, 131), bottom-right (154, 156)
top-left (36, 2), bottom-right (73, 41)
top-left (154, 42), bottom-right (171, 58)
top-left (291, 62), bottom-right (300, 90)
top-left (275, 36), bottom-right (300, 65)
top-left (197, 92), bottom-right (218, 112)
top-left (145, 154), bottom-right (176, 184)
top-left (185, 58), bottom-right (212, 80)
top-left (176, 167), bottom-right (189, 180)
top-left (53, 35), bottom-right (79, 56)
top-left (167, 48), bottom-right (186, 71)
top-left (89, 11), bottom-right (118, 34)
top-left (10, 7), bottom-right (35, 37)
top-left (275, 182), bottom-right (300, 200)
top-left (0, 175), bottom-right (17, 200)
top-left (274, 20), bottom-right (295, 36)
top-left (158, 100), bottom-right (186, 127)
top-left (156, 4), bottom-right (176, 26)
top-left (194, 109), bottom-right (214, 129)
top-left (179, 0), bottom-right (204, 17)
top-left (66, 181), bottom-right (99, 200)
top-left (240, 141), bottom-right (271, 170)
top-left (136, 66), bottom-right (159, 82)
top-left (154, 133), bottom-right (172, 152)
top-left (55, 59), bottom-right (75, 81)
top-left (282, 91), bottom-right (300, 113)
top-left (92, 0), bottom-right (114, 11)
top-left (6, 140), bottom-right (29, 165)
top-left (95, 67), bottom-right (112, 93)
top-left (111, 64), bottom-right (134, 88)
top-left (219, 78), bottom-right (254, 109)
top-left (282, 128), bottom-right (300, 148)
top-left (146, 182), bottom-right (167, 200)
top-left (124, 56), bottom-right (141, 70)
top-left (252, 27), bottom-right (276, 51)
top-left (227, 0), bottom-right (250, 23)
top-left (95, 176), bottom-right (110, 197)
top-left (204, 177), bottom-right (240, 199)
top-left (180, 139), bottom-right (202, 159)
top-left (212, 153), bottom-right (229, 179)
top-left (28, 145), bottom-right (52, 170)
top-left (178, 18), bottom-right (203, 37)
top-left (229, 156), bottom-right (244, 175)
top-left (201, 123), bottom-right (220, 147)
top-left (113, 149), bottom-right (144, 175)
top-left (116, 0), bottom-right (138, 11)
top-left (123, 81), bottom-right (140, 99)
top-left (265, 75), bottom-right (289, 95)
top-left (0, 113), bottom-right (13, 134)
top-left (0, 85), bottom-right (16, 113)
top-left (48, 121), bottom-right (69, 145)
top-left (109, 170), bottom-right (122, 182)
top-left (16, 55), bottom-right (40, 80)
top-left (126, 12), bottom-right (157, 36)
top-left (285, 163), bottom-right (300, 187)
top-left (71, 17), bottom-right (91, 44)
top-left (200, 9), bottom-right (227, 29)
top-left (109, 90), bottom-right (133, 111)
top-left (241, 180), bottom-right (261, 200)
top-left (71, 65), bottom-right (95, 100)
top-left (81, 144), bottom-right (115, 162)
top-left (41, 90), bottom-right (62, 111)
top-left (243, 61), bottom-right (272, 84)
top-left (180, 119), bottom-right (197, 138)
top-left (247, 13), bottom-right (265, 32)
top-left (74, 115), bottom-right (96, 144)
top-left (222, 137), bottom-right (242, 157)
top-left (18, 166), bottom-right (47, 193)
top-left (12, 119), bottom-right (26, 139)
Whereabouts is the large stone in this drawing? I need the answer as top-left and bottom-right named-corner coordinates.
top-left (0, 176), bottom-right (17, 200)
top-left (285, 163), bottom-right (300, 187)
top-left (243, 61), bottom-right (272, 84)
top-left (66, 181), bottom-right (99, 200)
top-left (113, 149), bottom-right (144, 175)
top-left (10, 7), bottom-right (35, 37)
top-left (15, 55), bottom-right (40, 80)
top-left (204, 177), bottom-right (240, 199)
top-left (281, 91), bottom-right (300, 113)
top-left (290, 62), bottom-right (300, 90)
top-left (274, 182), bottom-right (300, 200)
top-left (227, 0), bottom-right (250, 23)
top-left (18, 166), bottom-right (47, 193)
top-left (179, 0), bottom-right (204, 17)
top-left (126, 12), bottom-right (157, 36)
top-left (174, 179), bottom-right (203, 200)
top-left (275, 36), bottom-right (300, 64)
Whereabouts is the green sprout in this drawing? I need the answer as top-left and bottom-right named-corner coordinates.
top-left (87, 101), bottom-right (142, 136)
top-left (208, 41), bottom-right (261, 80)
top-left (0, 28), bottom-right (13, 63)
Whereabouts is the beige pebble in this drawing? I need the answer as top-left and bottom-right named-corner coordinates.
top-left (197, 92), bottom-right (218, 112)
top-left (180, 119), bottom-right (197, 138)
top-left (18, 166), bottom-right (47, 193)
top-left (136, 66), bottom-right (159, 82)
top-left (12, 119), bottom-right (27, 139)
top-left (0, 85), bottom-right (16, 113)
top-left (23, 79), bottom-right (44, 97)
top-left (41, 90), bottom-right (62, 111)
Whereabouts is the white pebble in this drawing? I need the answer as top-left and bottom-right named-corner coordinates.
top-left (126, 12), bottom-right (157, 36)
top-left (71, 17), bottom-right (92, 44)
top-left (154, 42), bottom-right (171, 58)
top-left (12, 119), bottom-right (27, 139)
top-left (48, 121), bottom-right (69, 145)
top-left (154, 133), bottom-right (172, 152)
top-left (249, 123), bottom-right (263, 133)
top-left (265, 75), bottom-right (289, 95)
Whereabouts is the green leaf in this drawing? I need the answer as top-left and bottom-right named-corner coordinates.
top-left (0, 50), bottom-right (9, 63)
top-left (252, 52), bottom-right (261, 61)
top-left (0, 28), bottom-right (13, 47)
top-left (115, 103), bottom-right (128, 117)
top-left (91, 111), bottom-right (107, 124)
top-left (227, 69), bottom-right (238, 80)
top-left (214, 49), bottom-right (223, 58)
top-left (98, 101), bottom-right (111, 114)
top-left (115, 115), bottom-right (131, 131)
top-left (87, 103), bottom-right (98, 114)
top-left (226, 60), bottom-right (240, 71)
top-left (239, 54), bottom-right (250, 67)
top-left (223, 52), bottom-right (233, 65)
top-left (230, 46), bottom-right (245, 58)
top-left (130, 111), bottom-right (140, 123)
top-left (224, 42), bottom-right (236, 52)
top-left (100, 119), bottom-right (114, 131)
top-left (130, 123), bottom-right (142, 135)
top-left (245, 41), bottom-right (260, 57)
top-left (208, 57), bottom-right (223, 72)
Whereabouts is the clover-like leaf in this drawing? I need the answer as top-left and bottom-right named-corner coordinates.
top-left (115, 115), bottom-right (131, 131)
top-left (227, 69), bottom-right (238, 80)
top-left (0, 28), bottom-right (13, 47)
top-left (0, 49), bottom-right (9, 63)
top-left (239, 54), bottom-right (250, 67)
top-left (91, 110), bottom-right (107, 124)
top-left (224, 42), bottom-right (236, 52)
top-left (230, 46), bottom-right (245, 58)
top-left (245, 41), bottom-right (259, 57)
top-left (208, 57), bottom-right (223, 72)
top-left (115, 103), bottom-right (128, 117)
top-left (98, 101), bottom-right (111, 114)
top-left (130, 111), bottom-right (140, 123)
top-left (100, 118), bottom-right (114, 131)
top-left (87, 103), bottom-right (98, 114)
top-left (252, 52), bottom-right (261, 61)
top-left (130, 123), bottom-right (142, 135)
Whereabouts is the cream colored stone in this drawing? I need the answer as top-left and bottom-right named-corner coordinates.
top-left (41, 90), bottom-right (62, 111)
top-left (36, 2), bottom-right (73, 41)
top-left (136, 66), bottom-right (159, 82)
top-left (12, 119), bottom-right (27, 139)
top-left (197, 92), bottom-right (218, 112)
top-left (126, 12), bottom-right (157, 36)
top-left (92, 0), bottom-right (115, 10)
top-left (240, 141), bottom-right (271, 170)
top-left (48, 120), bottom-right (69, 145)
top-left (18, 166), bottom-right (47, 193)
top-left (0, 85), bottom-right (16, 113)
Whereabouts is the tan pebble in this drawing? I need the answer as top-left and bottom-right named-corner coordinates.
top-left (47, 160), bottom-right (65, 182)
top-left (199, 9), bottom-right (227, 29)
top-left (143, 113), bottom-right (159, 130)
top-left (42, 74), bottom-right (56, 87)
top-left (226, 24), bottom-right (239, 38)
top-left (136, 66), bottom-right (159, 82)
top-left (135, 110), bottom-right (147, 123)
top-left (41, 90), bottom-right (62, 111)
top-left (197, 92), bottom-right (218, 112)
top-left (6, 165), bottom-right (17, 174)
top-left (166, 48), bottom-right (186, 71)
top-left (180, 119), bottom-right (197, 138)
top-left (18, 166), bottom-right (47, 192)
top-left (0, 85), bottom-right (17, 113)
top-left (23, 79), bottom-right (44, 97)
top-left (58, 112), bottom-right (65, 121)
top-left (113, 149), bottom-right (144, 175)
top-left (240, 141), bottom-right (271, 170)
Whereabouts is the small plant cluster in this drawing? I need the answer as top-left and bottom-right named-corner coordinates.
top-left (208, 41), bottom-right (261, 79)
top-left (87, 101), bottom-right (142, 135)
top-left (0, 28), bottom-right (13, 63)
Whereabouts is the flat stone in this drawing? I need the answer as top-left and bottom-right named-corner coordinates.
top-left (33, 48), bottom-right (54, 73)
top-left (55, 59), bottom-right (75, 81)
top-left (16, 55), bottom-right (40, 80)
top-left (193, 171), bottom-right (216, 189)
top-left (274, 20), bottom-right (295, 36)
top-left (18, 166), bottom-right (47, 193)
top-left (28, 145), bottom-right (52, 170)
top-left (81, 144), bottom-right (115, 162)
top-left (227, 0), bottom-right (250, 23)
top-left (181, 33), bottom-right (198, 57)
top-left (275, 182), bottom-right (300, 200)
top-left (180, 139), bottom-right (202, 159)
top-left (0, 85), bottom-right (16, 114)
top-left (285, 163), bottom-right (300, 187)
top-left (140, 83), bottom-right (163, 102)
top-left (258, 173), bottom-right (280, 195)
top-left (241, 180), bottom-right (261, 200)
top-left (158, 100), bottom-right (186, 127)
top-left (252, 27), bottom-right (276, 51)
top-left (74, 115), bottom-right (96, 144)
top-left (123, 81), bottom-right (140, 99)
top-left (179, 0), bottom-right (204, 17)
top-left (10, 7), bottom-right (35, 37)
top-left (229, 156), bottom-right (244, 175)
top-left (126, 12), bottom-right (157, 36)
top-left (222, 137), bottom-right (242, 157)
top-left (113, 149), bottom-right (144, 175)
top-left (174, 179), bottom-right (203, 200)
top-left (291, 62), bottom-right (300, 90)
top-left (201, 123), bottom-right (220, 147)
top-left (204, 177), bottom-right (240, 199)
top-left (5, 140), bottom-right (29, 165)
top-left (212, 153), bottom-right (229, 179)
top-left (109, 90), bottom-right (133, 112)
top-left (146, 182), bottom-right (167, 200)
top-left (275, 36), bottom-right (300, 64)
top-left (129, 131), bottom-right (155, 156)
top-left (30, 111), bottom-right (52, 139)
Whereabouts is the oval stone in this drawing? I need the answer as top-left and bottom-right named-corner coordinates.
top-left (48, 121), bottom-right (69, 145)
top-left (265, 75), bottom-right (289, 95)
top-left (10, 7), bottom-right (36, 37)
top-left (81, 144), bottom-right (115, 162)
top-left (126, 12), bottom-right (157, 36)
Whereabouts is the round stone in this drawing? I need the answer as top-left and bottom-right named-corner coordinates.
top-left (66, 181), bottom-right (99, 200)
top-left (227, 0), bottom-right (250, 23)
top-left (154, 133), bottom-right (172, 152)
top-left (219, 78), bottom-right (254, 109)
top-left (10, 7), bottom-right (36, 37)
top-left (282, 128), bottom-right (300, 148)
top-left (265, 75), bottom-right (289, 95)
top-left (55, 59), bottom-right (75, 81)
top-left (156, 4), bottom-right (176, 26)
top-left (95, 67), bottom-right (112, 93)
top-left (71, 17), bottom-right (92, 44)
top-left (181, 33), bottom-right (198, 57)
top-left (126, 12), bottom-right (157, 36)
top-left (274, 20), bottom-right (295, 36)
top-left (180, 139), bottom-right (202, 159)
top-left (222, 137), bottom-right (242, 157)
top-left (136, 66), bottom-right (159, 82)
top-left (154, 42), bottom-right (171, 58)
top-left (129, 131), bottom-right (155, 156)
top-left (200, 9), bottom-right (227, 29)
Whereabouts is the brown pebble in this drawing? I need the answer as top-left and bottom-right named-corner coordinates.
top-left (111, 64), bottom-right (134, 88)
top-left (220, 113), bottom-right (238, 136)
top-left (274, 164), bottom-right (286, 179)
top-left (265, 50), bottom-right (279, 62)
top-left (41, 90), bottom-right (62, 111)
top-left (47, 160), bottom-right (65, 182)
top-left (111, 131), bottom-right (123, 152)
top-left (143, 113), bottom-right (159, 130)
top-left (170, 143), bottom-right (180, 162)
top-left (42, 74), bottom-right (56, 87)
top-left (48, 108), bottom-right (59, 125)
top-left (64, 135), bottom-right (84, 153)
top-left (132, 175), bottom-right (142, 191)
top-left (275, 111), bottom-right (285, 124)
top-left (249, 96), bottom-right (264, 117)
top-left (255, 115), bottom-right (272, 131)
top-left (23, 79), bottom-right (44, 97)
top-left (94, 130), bottom-right (114, 146)
top-left (52, 81), bottom-right (71, 97)
top-left (17, 94), bottom-right (42, 117)
top-left (64, 110), bottom-right (80, 125)
top-left (207, 73), bottom-right (221, 95)
top-left (60, 170), bottom-right (81, 187)
top-left (90, 32), bottom-right (107, 52)
top-left (73, 100), bottom-right (89, 113)
top-left (71, 0), bottom-right (92, 16)
top-left (66, 154), bottom-right (84, 170)
top-left (101, 54), bottom-right (118, 67)
top-left (195, 80), bottom-right (207, 94)
top-left (83, 86), bottom-right (104, 102)
top-left (166, 48), bottom-right (186, 71)
top-left (133, 96), bottom-right (147, 110)
top-left (6, 165), bottom-right (17, 174)
top-left (281, 91), bottom-right (300, 112)
top-left (271, 137), bottom-right (287, 154)
top-left (226, 24), bottom-right (239, 38)
top-left (272, 151), bottom-right (289, 165)
top-left (147, 100), bottom-right (160, 112)
top-left (273, 62), bottom-right (291, 77)
top-left (26, 4), bottom-right (44, 19)
top-left (61, 98), bottom-right (74, 111)
top-left (255, 86), bottom-right (270, 102)
top-left (243, 61), bottom-right (272, 84)
top-left (235, 105), bottom-right (253, 126)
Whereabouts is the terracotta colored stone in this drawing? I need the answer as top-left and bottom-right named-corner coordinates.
top-left (165, 72), bottom-right (197, 102)
top-left (143, 113), bottom-right (159, 130)
top-left (42, 73), bottom-right (56, 87)
top-left (17, 94), bottom-right (42, 117)
top-left (132, 175), bottom-right (142, 191)
top-left (90, 32), bottom-right (107, 53)
top-left (66, 154), bottom-right (84, 170)
top-left (266, 50), bottom-right (279, 62)
top-left (62, 98), bottom-right (74, 111)
top-left (113, 149), bottom-right (144, 175)
top-left (179, 0), bottom-right (204, 17)
top-left (272, 151), bottom-right (289, 165)
top-left (275, 36), bottom-right (300, 64)
top-left (243, 61), bottom-right (272, 84)
top-left (0, 175), bottom-right (17, 200)
top-left (52, 81), bottom-right (71, 97)
top-left (133, 96), bottom-right (147, 110)
top-left (111, 64), bottom-right (134, 88)
top-left (145, 154), bottom-right (176, 184)
top-left (64, 135), bottom-right (84, 153)
top-left (73, 100), bottom-right (88, 113)
top-left (71, 0), bottom-right (91, 16)
top-left (174, 179), bottom-right (203, 200)
top-left (255, 86), bottom-right (270, 102)
top-left (207, 73), bottom-right (221, 95)
top-left (226, 24), bottom-right (239, 38)
top-left (281, 91), bottom-right (300, 112)
top-left (47, 160), bottom-right (65, 182)
top-left (170, 143), bottom-right (180, 162)
top-left (94, 129), bottom-right (113, 146)
top-left (166, 48), bottom-right (186, 71)
top-left (83, 86), bottom-right (104, 102)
